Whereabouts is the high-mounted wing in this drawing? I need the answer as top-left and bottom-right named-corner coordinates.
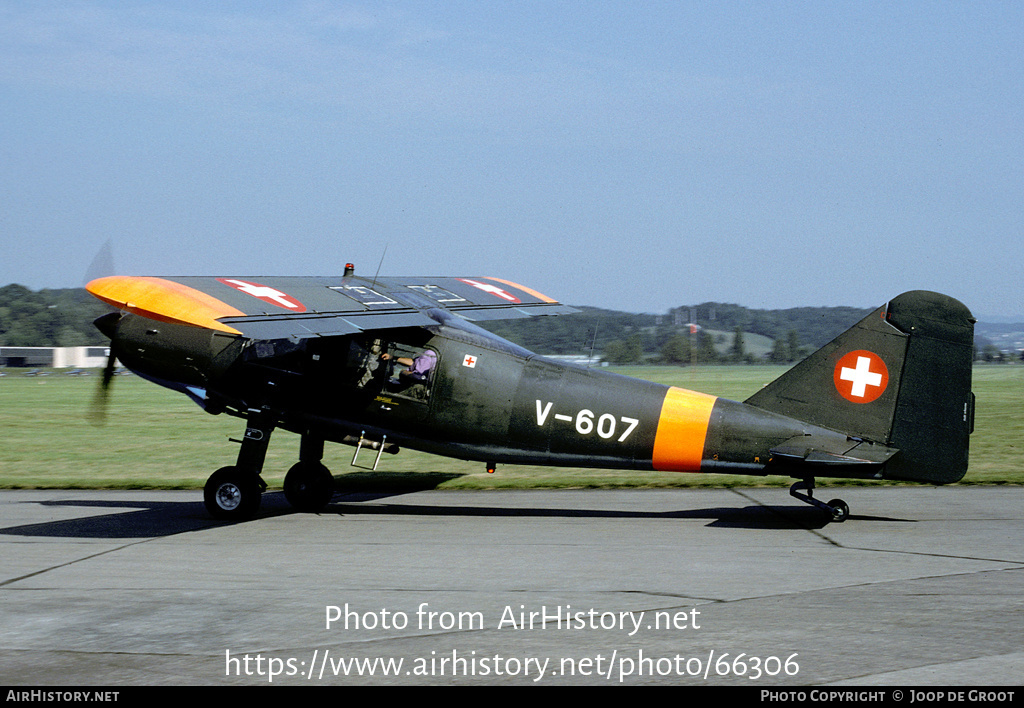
top-left (86, 273), bottom-right (577, 340)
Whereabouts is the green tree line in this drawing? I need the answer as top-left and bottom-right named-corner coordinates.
top-left (0, 285), bottom-right (112, 347)
top-left (486, 302), bottom-right (877, 365)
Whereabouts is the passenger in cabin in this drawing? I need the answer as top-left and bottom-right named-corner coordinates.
top-left (381, 349), bottom-right (437, 389)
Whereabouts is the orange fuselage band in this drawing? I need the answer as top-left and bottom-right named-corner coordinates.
top-left (652, 387), bottom-right (717, 472)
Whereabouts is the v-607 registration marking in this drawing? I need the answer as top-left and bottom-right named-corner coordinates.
top-left (536, 400), bottom-right (639, 442)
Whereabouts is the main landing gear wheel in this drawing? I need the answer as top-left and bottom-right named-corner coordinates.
top-left (283, 461), bottom-right (335, 513)
top-left (204, 466), bottom-right (263, 520)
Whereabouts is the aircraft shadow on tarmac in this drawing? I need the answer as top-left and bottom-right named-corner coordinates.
top-left (0, 484), bottom-right (906, 540)
top-left (326, 491), bottom-right (908, 528)
top-left (0, 498), bottom-right (232, 539)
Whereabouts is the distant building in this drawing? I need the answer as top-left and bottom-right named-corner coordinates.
top-left (0, 346), bottom-right (110, 368)
top-left (545, 354), bottom-right (607, 368)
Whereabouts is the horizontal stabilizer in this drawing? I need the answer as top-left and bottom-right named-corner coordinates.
top-left (769, 432), bottom-right (900, 471)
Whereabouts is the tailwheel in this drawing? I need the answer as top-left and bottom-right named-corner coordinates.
top-left (789, 478), bottom-right (850, 523)
top-left (283, 461), bottom-right (335, 513)
top-left (827, 498), bottom-right (850, 523)
top-left (204, 466), bottom-right (263, 520)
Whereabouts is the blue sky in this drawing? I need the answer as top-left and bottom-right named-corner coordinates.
top-left (2, 1), bottom-right (1022, 318)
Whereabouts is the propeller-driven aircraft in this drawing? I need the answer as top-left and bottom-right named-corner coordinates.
top-left (85, 270), bottom-right (976, 522)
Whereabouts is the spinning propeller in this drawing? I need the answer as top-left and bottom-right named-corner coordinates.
top-left (88, 312), bottom-right (123, 425)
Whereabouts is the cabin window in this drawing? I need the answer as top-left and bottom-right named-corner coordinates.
top-left (380, 342), bottom-right (437, 401)
top-left (345, 336), bottom-right (437, 401)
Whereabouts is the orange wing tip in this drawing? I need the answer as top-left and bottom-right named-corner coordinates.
top-left (652, 387), bottom-right (718, 472)
top-left (86, 276), bottom-right (244, 334)
top-left (482, 277), bottom-right (559, 304)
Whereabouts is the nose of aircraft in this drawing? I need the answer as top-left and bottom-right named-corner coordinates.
top-left (93, 311), bottom-right (121, 340)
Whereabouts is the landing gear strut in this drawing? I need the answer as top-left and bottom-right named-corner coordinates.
top-left (789, 478), bottom-right (849, 522)
top-left (203, 412), bottom-right (336, 519)
top-left (204, 409), bottom-right (273, 520)
top-left (283, 434), bottom-right (335, 513)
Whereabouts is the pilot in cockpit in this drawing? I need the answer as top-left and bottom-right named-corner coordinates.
top-left (380, 349), bottom-right (437, 385)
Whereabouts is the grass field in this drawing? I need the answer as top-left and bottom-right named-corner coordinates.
top-left (0, 364), bottom-right (1020, 491)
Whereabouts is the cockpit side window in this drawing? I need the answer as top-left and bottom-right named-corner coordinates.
top-left (343, 334), bottom-right (437, 402)
top-left (381, 343), bottom-right (437, 401)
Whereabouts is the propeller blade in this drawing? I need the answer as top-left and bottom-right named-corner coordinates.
top-left (88, 346), bottom-right (118, 425)
top-left (101, 345), bottom-right (117, 388)
top-left (88, 313), bottom-right (123, 425)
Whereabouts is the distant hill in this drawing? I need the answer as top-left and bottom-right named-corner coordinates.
top-left (973, 321), bottom-right (1024, 362)
top-left (670, 302), bottom-right (880, 349)
top-left (481, 306), bottom-right (653, 357)
top-left (482, 301), bottom-right (876, 363)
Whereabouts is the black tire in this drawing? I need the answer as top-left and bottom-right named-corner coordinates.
top-left (204, 466), bottom-right (262, 520)
top-left (283, 461), bottom-right (335, 512)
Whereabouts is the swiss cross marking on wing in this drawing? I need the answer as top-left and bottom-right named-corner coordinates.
top-left (457, 278), bottom-right (521, 303)
top-left (218, 278), bottom-right (307, 312)
top-left (834, 350), bottom-right (889, 403)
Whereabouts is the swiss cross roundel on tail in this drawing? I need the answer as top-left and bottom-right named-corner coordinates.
top-left (217, 278), bottom-right (307, 313)
top-left (834, 350), bottom-right (889, 403)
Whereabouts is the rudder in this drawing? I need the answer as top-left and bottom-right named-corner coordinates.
top-left (884, 291), bottom-right (975, 483)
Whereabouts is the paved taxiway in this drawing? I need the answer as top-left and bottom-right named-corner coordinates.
top-left (1, 486), bottom-right (1022, 686)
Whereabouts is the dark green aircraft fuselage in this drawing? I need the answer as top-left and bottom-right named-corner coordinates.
top-left (104, 308), bottom-right (916, 483)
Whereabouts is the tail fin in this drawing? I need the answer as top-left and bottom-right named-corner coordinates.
top-left (746, 291), bottom-right (975, 484)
